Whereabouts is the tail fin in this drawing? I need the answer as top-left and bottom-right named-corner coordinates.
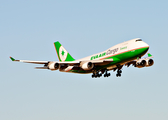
top-left (54, 41), bottom-right (75, 62)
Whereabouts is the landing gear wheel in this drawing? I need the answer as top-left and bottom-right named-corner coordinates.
top-left (106, 73), bottom-right (110, 77)
top-left (116, 73), bottom-right (121, 77)
top-left (104, 72), bottom-right (111, 77)
top-left (116, 69), bottom-right (122, 77)
top-left (99, 73), bottom-right (102, 77)
top-left (118, 73), bottom-right (121, 77)
top-left (92, 71), bottom-right (102, 78)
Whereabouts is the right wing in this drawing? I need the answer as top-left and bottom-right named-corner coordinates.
top-left (124, 53), bottom-right (154, 67)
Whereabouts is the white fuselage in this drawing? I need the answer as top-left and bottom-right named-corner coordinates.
top-left (77, 38), bottom-right (149, 61)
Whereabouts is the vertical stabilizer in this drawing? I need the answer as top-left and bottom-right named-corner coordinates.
top-left (54, 41), bottom-right (75, 62)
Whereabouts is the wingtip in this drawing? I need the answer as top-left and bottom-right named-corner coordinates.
top-left (9, 56), bottom-right (15, 61)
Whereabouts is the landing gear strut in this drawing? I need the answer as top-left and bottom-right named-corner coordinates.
top-left (92, 69), bottom-right (111, 78)
top-left (116, 69), bottom-right (122, 77)
top-left (92, 71), bottom-right (102, 78)
top-left (104, 70), bottom-right (110, 77)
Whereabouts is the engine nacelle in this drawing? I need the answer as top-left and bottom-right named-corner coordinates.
top-left (81, 62), bottom-right (94, 70)
top-left (145, 59), bottom-right (154, 67)
top-left (48, 62), bottom-right (59, 70)
top-left (135, 60), bottom-right (146, 68)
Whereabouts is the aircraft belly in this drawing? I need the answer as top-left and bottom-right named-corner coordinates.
top-left (107, 65), bottom-right (116, 70)
top-left (62, 66), bottom-right (92, 74)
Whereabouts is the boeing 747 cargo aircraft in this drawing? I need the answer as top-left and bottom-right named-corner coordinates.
top-left (10, 38), bottom-right (154, 78)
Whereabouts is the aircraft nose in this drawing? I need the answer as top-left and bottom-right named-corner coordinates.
top-left (143, 41), bottom-right (149, 48)
top-left (143, 42), bottom-right (149, 53)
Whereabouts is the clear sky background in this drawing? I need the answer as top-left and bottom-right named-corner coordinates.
top-left (1, 0), bottom-right (168, 120)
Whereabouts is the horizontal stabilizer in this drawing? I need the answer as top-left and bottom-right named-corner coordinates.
top-left (147, 53), bottom-right (153, 58)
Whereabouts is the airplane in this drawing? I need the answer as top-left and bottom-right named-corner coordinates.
top-left (10, 38), bottom-right (154, 78)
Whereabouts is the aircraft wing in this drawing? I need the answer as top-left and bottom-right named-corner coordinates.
top-left (10, 57), bottom-right (113, 65)
top-left (10, 57), bottom-right (49, 64)
top-left (125, 53), bottom-right (154, 67)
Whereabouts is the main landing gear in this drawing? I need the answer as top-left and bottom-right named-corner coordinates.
top-left (115, 65), bottom-right (123, 77)
top-left (92, 69), bottom-right (110, 78)
top-left (104, 70), bottom-right (110, 77)
top-left (92, 71), bottom-right (102, 78)
top-left (91, 67), bottom-right (123, 78)
top-left (116, 69), bottom-right (122, 77)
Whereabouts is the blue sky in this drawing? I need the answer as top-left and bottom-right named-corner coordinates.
top-left (1, 0), bottom-right (168, 120)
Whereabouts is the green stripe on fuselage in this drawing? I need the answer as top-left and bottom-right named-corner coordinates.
top-left (110, 47), bottom-right (149, 61)
top-left (69, 47), bottom-right (149, 73)
top-left (97, 47), bottom-right (149, 70)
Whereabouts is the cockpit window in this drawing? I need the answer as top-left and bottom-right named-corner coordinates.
top-left (136, 39), bottom-right (142, 42)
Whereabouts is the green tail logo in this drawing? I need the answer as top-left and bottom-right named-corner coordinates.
top-left (54, 41), bottom-right (75, 62)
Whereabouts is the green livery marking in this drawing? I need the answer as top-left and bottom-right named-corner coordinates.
top-left (120, 46), bottom-right (127, 50)
top-left (61, 50), bottom-right (65, 56)
top-left (148, 53), bottom-right (152, 57)
top-left (91, 52), bottom-right (106, 60)
top-left (70, 70), bottom-right (87, 73)
top-left (70, 47), bottom-right (149, 73)
top-left (10, 57), bottom-right (15, 61)
top-left (54, 41), bottom-right (75, 61)
top-left (90, 48), bottom-right (119, 60)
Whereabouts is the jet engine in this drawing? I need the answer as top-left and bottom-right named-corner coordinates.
top-left (145, 59), bottom-right (154, 67)
top-left (48, 62), bottom-right (59, 70)
top-left (81, 62), bottom-right (94, 70)
top-left (135, 60), bottom-right (146, 68)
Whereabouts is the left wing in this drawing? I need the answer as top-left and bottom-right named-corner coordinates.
top-left (10, 56), bottom-right (114, 70)
top-left (10, 56), bottom-right (49, 64)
